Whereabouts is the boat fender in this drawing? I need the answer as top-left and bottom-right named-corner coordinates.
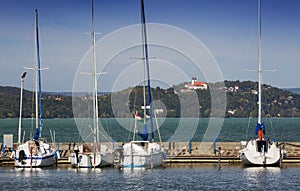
top-left (55, 151), bottom-right (60, 159)
top-left (10, 150), bottom-right (15, 158)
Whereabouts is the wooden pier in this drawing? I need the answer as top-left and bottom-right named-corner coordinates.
top-left (2, 142), bottom-right (300, 166)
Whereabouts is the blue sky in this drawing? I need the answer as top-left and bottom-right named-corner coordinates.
top-left (1, 0), bottom-right (300, 92)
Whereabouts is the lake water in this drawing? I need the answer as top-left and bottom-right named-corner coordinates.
top-left (1, 118), bottom-right (300, 190)
top-left (1, 164), bottom-right (300, 191)
top-left (0, 118), bottom-right (299, 143)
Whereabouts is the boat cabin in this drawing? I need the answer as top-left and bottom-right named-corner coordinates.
top-left (131, 141), bottom-right (149, 149)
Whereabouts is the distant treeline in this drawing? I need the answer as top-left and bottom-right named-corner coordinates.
top-left (1, 80), bottom-right (300, 118)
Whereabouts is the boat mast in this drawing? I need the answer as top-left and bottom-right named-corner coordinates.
top-left (91, 0), bottom-right (99, 144)
top-left (35, 9), bottom-right (43, 138)
top-left (141, 0), bottom-right (147, 135)
top-left (258, 0), bottom-right (262, 125)
top-left (18, 71), bottom-right (27, 143)
top-left (141, 0), bottom-right (154, 141)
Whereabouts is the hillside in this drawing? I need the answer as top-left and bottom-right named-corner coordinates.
top-left (223, 81), bottom-right (300, 118)
top-left (0, 86), bottom-right (73, 118)
top-left (284, 88), bottom-right (300, 95)
top-left (1, 80), bottom-right (300, 118)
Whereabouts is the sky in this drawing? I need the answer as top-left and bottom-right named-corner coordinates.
top-left (1, 0), bottom-right (300, 92)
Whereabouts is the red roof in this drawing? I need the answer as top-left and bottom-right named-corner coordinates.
top-left (193, 81), bottom-right (206, 86)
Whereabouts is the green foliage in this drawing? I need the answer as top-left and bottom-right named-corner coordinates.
top-left (1, 80), bottom-right (300, 118)
top-left (224, 81), bottom-right (300, 118)
top-left (0, 86), bottom-right (73, 118)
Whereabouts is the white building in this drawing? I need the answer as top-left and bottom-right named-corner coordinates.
top-left (184, 77), bottom-right (207, 90)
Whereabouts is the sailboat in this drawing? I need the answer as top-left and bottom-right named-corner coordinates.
top-left (120, 0), bottom-right (165, 169)
top-left (14, 9), bottom-right (59, 167)
top-left (239, 0), bottom-right (281, 166)
top-left (69, 0), bottom-right (115, 168)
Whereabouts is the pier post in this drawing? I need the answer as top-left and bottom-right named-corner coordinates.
top-left (93, 148), bottom-right (96, 169)
top-left (172, 142), bottom-right (175, 155)
top-left (57, 140), bottom-right (60, 152)
top-left (188, 135), bottom-right (192, 154)
top-left (1, 141), bottom-right (4, 157)
top-left (218, 147), bottom-right (221, 169)
top-left (279, 145), bottom-right (282, 168)
top-left (213, 136), bottom-right (217, 155)
top-left (30, 147), bottom-right (33, 168)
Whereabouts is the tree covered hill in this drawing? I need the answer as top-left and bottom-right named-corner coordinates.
top-left (0, 86), bottom-right (73, 118)
top-left (1, 80), bottom-right (300, 118)
top-left (224, 81), bottom-right (300, 118)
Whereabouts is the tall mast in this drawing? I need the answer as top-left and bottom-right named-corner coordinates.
top-left (91, 0), bottom-right (99, 144)
top-left (258, 0), bottom-right (262, 124)
top-left (35, 9), bottom-right (43, 138)
top-left (141, 0), bottom-right (154, 140)
top-left (18, 71), bottom-right (27, 143)
top-left (141, 0), bottom-right (147, 133)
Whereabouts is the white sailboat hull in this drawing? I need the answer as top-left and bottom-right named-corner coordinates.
top-left (121, 141), bottom-right (165, 168)
top-left (239, 139), bottom-right (281, 166)
top-left (70, 144), bottom-right (115, 168)
top-left (238, 0), bottom-right (284, 167)
top-left (13, 9), bottom-right (59, 168)
top-left (14, 140), bottom-right (58, 167)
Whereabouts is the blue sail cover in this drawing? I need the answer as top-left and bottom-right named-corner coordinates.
top-left (255, 123), bottom-right (265, 134)
top-left (33, 128), bottom-right (39, 141)
top-left (137, 124), bottom-right (148, 141)
top-left (141, 0), bottom-right (155, 141)
top-left (35, 9), bottom-right (43, 138)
